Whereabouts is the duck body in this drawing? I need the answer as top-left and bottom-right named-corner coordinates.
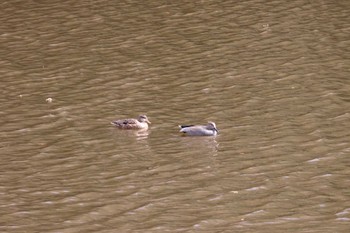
top-left (179, 121), bottom-right (218, 136)
top-left (111, 115), bottom-right (151, 130)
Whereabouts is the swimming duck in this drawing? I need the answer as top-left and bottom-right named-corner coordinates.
top-left (111, 115), bottom-right (151, 130)
top-left (179, 121), bottom-right (218, 136)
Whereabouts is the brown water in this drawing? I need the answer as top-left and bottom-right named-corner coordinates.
top-left (1, 0), bottom-right (350, 232)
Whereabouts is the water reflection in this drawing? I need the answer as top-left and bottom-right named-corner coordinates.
top-left (111, 128), bottom-right (150, 141)
top-left (178, 136), bottom-right (219, 155)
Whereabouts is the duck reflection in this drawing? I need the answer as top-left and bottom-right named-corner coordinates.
top-left (179, 136), bottom-right (219, 154)
top-left (111, 128), bottom-right (150, 141)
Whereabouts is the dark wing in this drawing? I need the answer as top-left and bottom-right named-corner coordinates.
top-left (178, 124), bottom-right (195, 129)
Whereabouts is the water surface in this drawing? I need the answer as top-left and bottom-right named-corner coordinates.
top-left (1, 0), bottom-right (350, 232)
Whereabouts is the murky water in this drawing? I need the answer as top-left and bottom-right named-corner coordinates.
top-left (1, 0), bottom-right (350, 232)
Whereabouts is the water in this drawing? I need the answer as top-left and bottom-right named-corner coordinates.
top-left (1, 0), bottom-right (350, 232)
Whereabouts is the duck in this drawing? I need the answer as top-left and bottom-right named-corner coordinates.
top-left (179, 121), bottom-right (218, 136)
top-left (111, 115), bottom-right (151, 130)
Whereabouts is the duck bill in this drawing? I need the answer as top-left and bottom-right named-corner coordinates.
top-left (147, 120), bottom-right (151, 124)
